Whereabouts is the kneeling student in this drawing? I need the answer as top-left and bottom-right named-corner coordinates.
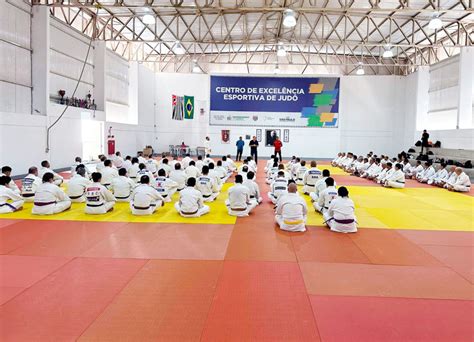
top-left (32, 173), bottom-right (71, 215)
top-left (110, 168), bottom-right (136, 202)
top-left (67, 166), bottom-right (92, 202)
top-left (84, 172), bottom-right (116, 214)
top-left (0, 176), bottom-right (24, 213)
top-left (196, 166), bottom-right (220, 202)
top-left (174, 177), bottom-right (210, 218)
top-left (323, 186), bottom-right (357, 233)
top-left (384, 163), bottom-right (406, 188)
top-left (268, 171), bottom-right (289, 204)
top-left (155, 169), bottom-right (179, 202)
top-left (21, 167), bottom-right (42, 202)
top-left (243, 171), bottom-right (262, 204)
top-left (275, 183), bottom-right (307, 232)
top-left (226, 175), bottom-right (257, 217)
top-left (314, 177), bottom-right (338, 213)
top-left (130, 175), bottom-right (164, 215)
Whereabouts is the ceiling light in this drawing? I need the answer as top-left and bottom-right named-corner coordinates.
top-left (277, 44), bottom-right (287, 57)
top-left (383, 45), bottom-right (393, 58)
top-left (274, 65), bottom-right (281, 74)
top-left (428, 12), bottom-right (443, 30)
top-left (282, 9), bottom-right (297, 28)
top-left (143, 14), bottom-right (155, 25)
top-left (356, 64), bottom-right (365, 75)
top-left (173, 41), bottom-right (185, 55)
top-left (192, 60), bottom-right (201, 73)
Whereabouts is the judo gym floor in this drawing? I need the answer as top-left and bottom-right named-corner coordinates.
top-left (0, 160), bottom-right (472, 341)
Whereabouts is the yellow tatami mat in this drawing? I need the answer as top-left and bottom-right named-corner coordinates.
top-left (0, 184), bottom-right (237, 225)
top-left (301, 186), bottom-right (474, 231)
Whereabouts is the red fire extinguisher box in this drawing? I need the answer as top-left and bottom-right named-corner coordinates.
top-left (107, 138), bottom-right (115, 155)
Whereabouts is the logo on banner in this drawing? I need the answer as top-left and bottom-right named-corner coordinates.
top-left (221, 130), bottom-right (230, 143)
top-left (252, 115), bottom-right (259, 122)
top-left (184, 95), bottom-right (194, 119)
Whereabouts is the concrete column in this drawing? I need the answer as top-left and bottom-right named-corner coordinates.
top-left (457, 47), bottom-right (474, 129)
top-left (31, 5), bottom-right (49, 116)
top-left (93, 41), bottom-right (106, 111)
top-left (415, 66), bottom-right (430, 131)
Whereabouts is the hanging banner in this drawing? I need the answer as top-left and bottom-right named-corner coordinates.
top-left (172, 95), bottom-right (184, 120)
top-left (184, 95), bottom-right (194, 119)
top-left (221, 130), bottom-right (230, 143)
top-left (210, 75), bottom-right (340, 127)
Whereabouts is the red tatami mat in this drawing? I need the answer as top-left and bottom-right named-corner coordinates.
top-left (310, 295), bottom-right (474, 342)
top-left (0, 257), bottom-right (146, 341)
top-left (0, 220), bottom-right (60, 254)
top-left (397, 229), bottom-right (474, 247)
top-left (201, 261), bottom-right (320, 341)
top-left (299, 262), bottom-right (474, 300)
top-left (79, 260), bottom-right (222, 341)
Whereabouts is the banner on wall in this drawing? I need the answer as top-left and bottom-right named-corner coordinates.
top-left (210, 75), bottom-right (340, 127)
top-left (221, 130), bottom-right (230, 143)
top-left (184, 95), bottom-right (194, 119)
top-left (172, 95), bottom-right (184, 121)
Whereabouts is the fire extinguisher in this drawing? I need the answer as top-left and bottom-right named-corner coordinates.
top-left (107, 126), bottom-right (115, 155)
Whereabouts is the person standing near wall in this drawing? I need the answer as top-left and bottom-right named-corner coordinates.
top-left (274, 137), bottom-right (283, 162)
top-left (421, 129), bottom-right (429, 155)
top-left (204, 136), bottom-right (211, 156)
top-left (236, 137), bottom-right (245, 161)
top-left (249, 136), bottom-right (259, 163)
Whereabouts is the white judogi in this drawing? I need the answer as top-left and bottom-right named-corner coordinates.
top-left (243, 179), bottom-right (262, 204)
top-left (427, 168), bottom-right (448, 185)
top-left (136, 169), bottom-right (155, 184)
top-left (145, 159), bottom-right (159, 176)
top-left (21, 174), bottom-right (42, 202)
top-left (204, 157), bottom-right (215, 166)
top-left (110, 176), bottom-right (136, 202)
top-left (268, 177), bottom-right (288, 204)
top-left (84, 182), bottom-right (116, 214)
top-left (158, 163), bottom-right (172, 177)
top-left (130, 184), bottom-right (164, 215)
top-left (196, 160), bottom-right (205, 173)
top-left (38, 167), bottom-right (63, 186)
top-left (32, 183), bottom-right (71, 215)
top-left (303, 168), bottom-right (323, 194)
top-left (314, 185), bottom-right (338, 213)
top-left (226, 183), bottom-right (257, 217)
top-left (266, 166), bottom-right (279, 184)
top-left (323, 197), bottom-right (357, 233)
top-left (366, 164), bottom-right (383, 178)
top-left (71, 162), bottom-right (91, 178)
top-left (275, 193), bottom-right (308, 232)
top-left (175, 187), bottom-right (210, 217)
top-left (185, 165), bottom-right (200, 179)
top-left (181, 156), bottom-right (192, 169)
top-left (101, 167), bottom-right (119, 188)
top-left (96, 161), bottom-right (105, 172)
top-left (155, 176), bottom-right (178, 202)
top-left (113, 155), bottom-right (124, 168)
top-left (379, 168), bottom-right (394, 184)
top-left (309, 177), bottom-right (337, 202)
top-left (128, 164), bottom-right (140, 183)
top-left (169, 170), bottom-right (187, 191)
top-left (264, 159), bottom-right (274, 172)
top-left (418, 166), bottom-right (435, 182)
top-left (450, 172), bottom-right (471, 192)
top-left (215, 166), bottom-right (229, 183)
top-left (67, 174), bottom-right (92, 202)
top-left (290, 163), bottom-right (301, 179)
top-left (209, 169), bottom-right (223, 191)
top-left (248, 159), bottom-right (257, 172)
top-left (408, 164), bottom-right (423, 178)
top-left (0, 186), bottom-right (24, 213)
top-left (223, 159), bottom-right (237, 173)
top-left (122, 159), bottom-right (132, 172)
top-left (196, 175), bottom-right (220, 202)
top-left (442, 172), bottom-right (457, 188)
top-left (295, 166), bottom-right (308, 185)
top-left (138, 156), bottom-right (146, 164)
top-left (385, 169), bottom-right (406, 188)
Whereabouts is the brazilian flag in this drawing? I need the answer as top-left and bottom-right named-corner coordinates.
top-left (184, 96), bottom-right (194, 119)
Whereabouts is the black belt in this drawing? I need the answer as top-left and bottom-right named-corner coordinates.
top-left (115, 195), bottom-right (130, 199)
top-left (133, 205), bottom-right (153, 210)
top-left (250, 195), bottom-right (255, 199)
top-left (87, 203), bottom-right (104, 207)
top-left (177, 187), bottom-right (185, 191)
top-left (203, 194), bottom-right (211, 198)
top-left (0, 203), bottom-right (17, 210)
top-left (327, 218), bottom-right (355, 224)
top-left (103, 183), bottom-right (111, 187)
top-left (22, 193), bottom-right (34, 198)
top-left (69, 194), bottom-right (84, 199)
top-left (181, 209), bottom-right (198, 215)
top-left (34, 201), bottom-right (56, 206)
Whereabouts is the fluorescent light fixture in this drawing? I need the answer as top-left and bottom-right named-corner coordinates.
top-left (274, 65), bottom-right (281, 74)
top-left (192, 60), bottom-right (201, 73)
top-left (428, 13), bottom-right (443, 30)
top-left (283, 9), bottom-right (297, 28)
top-left (143, 14), bottom-right (155, 25)
top-left (356, 66), bottom-right (365, 75)
top-left (383, 45), bottom-right (393, 58)
top-left (173, 41), bottom-right (185, 55)
top-left (277, 44), bottom-right (287, 57)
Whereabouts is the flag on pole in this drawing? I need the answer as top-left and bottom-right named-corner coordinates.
top-left (184, 95), bottom-right (194, 119)
top-left (172, 95), bottom-right (184, 120)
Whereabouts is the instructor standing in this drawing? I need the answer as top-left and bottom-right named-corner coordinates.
top-left (236, 137), bottom-right (245, 161)
top-left (249, 136), bottom-right (259, 162)
top-left (273, 136), bottom-right (283, 162)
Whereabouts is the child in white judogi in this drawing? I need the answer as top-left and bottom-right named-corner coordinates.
top-left (323, 186), bottom-right (357, 233)
top-left (38, 161), bottom-right (64, 186)
top-left (243, 171), bottom-right (262, 204)
top-left (145, 155), bottom-right (159, 177)
top-left (158, 158), bottom-right (172, 177)
top-left (295, 161), bottom-right (308, 185)
top-left (1, 166), bottom-right (20, 194)
top-left (275, 183), bottom-right (307, 232)
top-left (130, 175), bottom-right (164, 215)
top-left (137, 163), bottom-right (155, 184)
top-left (67, 167), bottom-right (92, 202)
top-left (407, 161), bottom-right (423, 179)
top-left (290, 158), bottom-right (301, 180)
top-left (223, 155), bottom-right (237, 173)
top-left (427, 163), bottom-right (448, 185)
top-left (204, 154), bottom-right (215, 166)
top-left (266, 162), bottom-right (279, 185)
top-left (155, 169), bottom-right (179, 202)
top-left (418, 162), bottom-right (436, 183)
top-left (226, 175), bottom-right (257, 217)
top-left (265, 155), bottom-right (276, 172)
top-left (181, 154), bottom-right (192, 169)
top-left (32, 173), bottom-right (71, 215)
top-left (85, 172), bottom-right (116, 215)
top-left (169, 163), bottom-right (187, 192)
top-left (0, 176), bottom-right (24, 213)
top-left (208, 163), bottom-right (223, 191)
top-left (268, 171), bottom-right (289, 204)
top-left (384, 163), bottom-right (406, 188)
top-left (21, 167), bottom-right (42, 202)
top-left (122, 156), bottom-right (132, 172)
top-left (100, 160), bottom-right (119, 188)
top-left (196, 166), bottom-right (220, 202)
top-left (174, 177), bottom-right (210, 218)
top-left (128, 158), bottom-right (140, 183)
top-left (309, 169), bottom-right (337, 201)
top-left (196, 156), bottom-right (205, 173)
top-left (215, 161), bottom-right (229, 183)
top-left (331, 153), bottom-right (343, 167)
top-left (314, 177), bottom-right (338, 213)
top-left (113, 152), bottom-right (124, 169)
top-left (185, 161), bottom-right (201, 180)
top-left (446, 168), bottom-right (471, 192)
top-left (110, 168), bottom-right (136, 202)
top-left (438, 166), bottom-right (456, 187)
top-left (303, 161), bottom-right (322, 194)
